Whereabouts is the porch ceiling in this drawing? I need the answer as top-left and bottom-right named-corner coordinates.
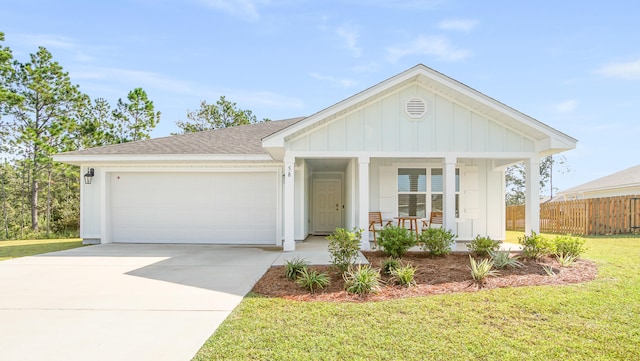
top-left (306, 159), bottom-right (350, 172)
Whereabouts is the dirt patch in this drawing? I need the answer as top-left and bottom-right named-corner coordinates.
top-left (251, 251), bottom-right (598, 302)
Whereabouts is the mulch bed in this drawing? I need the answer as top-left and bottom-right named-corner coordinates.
top-left (251, 251), bottom-right (598, 302)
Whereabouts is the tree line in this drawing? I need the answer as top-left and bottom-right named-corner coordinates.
top-left (0, 32), bottom-right (266, 240)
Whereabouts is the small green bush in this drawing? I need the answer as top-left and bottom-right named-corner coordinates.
top-left (519, 231), bottom-right (554, 259)
top-left (327, 227), bottom-right (362, 273)
top-left (554, 235), bottom-right (586, 258)
top-left (468, 256), bottom-right (499, 288)
top-left (419, 227), bottom-right (457, 256)
top-left (343, 265), bottom-right (382, 295)
top-left (390, 263), bottom-right (417, 287)
top-left (295, 268), bottom-right (330, 293)
top-left (382, 257), bottom-right (401, 275)
top-left (467, 235), bottom-right (501, 257)
top-left (378, 225), bottom-right (417, 258)
top-left (284, 257), bottom-right (308, 280)
top-left (488, 249), bottom-right (524, 269)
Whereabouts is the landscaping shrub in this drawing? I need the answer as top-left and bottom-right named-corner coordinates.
top-left (488, 249), bottom-right (524, 269)
top-left (554, 235), bottom-right (587, 258)
top-left (295, 268), bottom-right (330, 293)
top-left (382, 257), bottom-right (401, 275)
top-left (556, 253), bottom-right (578, 267)
top-left (419, 227), bottom-right (457, 256)
top-left (519, 231), bottom-right (554, 259)
top-left (467, 235), bottom-right (501, 257)
top-left (378, 225), bottom-right (416, 258)
top-left (327, 227), bottom-right (362, 273)
top-left (390, 263), bottom-right (417, 287)
top-left (284, 257), bottom-right (308, 280)
top-left (468, 256), bottom-right (498, 288)
top-left (343, 265), bottom-right (382, 295)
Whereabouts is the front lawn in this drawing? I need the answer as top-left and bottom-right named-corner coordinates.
top-left (193, 233), bottom-right (640, 360)
top-left (0, 238), bottom-right (84, 261)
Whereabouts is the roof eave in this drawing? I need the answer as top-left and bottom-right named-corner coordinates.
top-left (53, 153), bottom-right (275, 166)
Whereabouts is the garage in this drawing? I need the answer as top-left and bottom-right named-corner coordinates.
top-left (109, 171), bottom-right (278, 244)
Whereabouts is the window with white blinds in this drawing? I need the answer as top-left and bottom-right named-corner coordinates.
top-left (397, 167), bottom-right (460, 218)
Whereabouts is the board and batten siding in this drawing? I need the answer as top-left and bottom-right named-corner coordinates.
top-left (290, 85), bottom-right (536, 153)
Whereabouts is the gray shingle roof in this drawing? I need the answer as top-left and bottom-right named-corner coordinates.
top-left (59, 117), bottom-right (305, 156)
top-left (559, 164), bottom-right (640, 194)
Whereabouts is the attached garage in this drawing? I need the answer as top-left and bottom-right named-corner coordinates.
top-left (108, 171), bottom-right (279, 244)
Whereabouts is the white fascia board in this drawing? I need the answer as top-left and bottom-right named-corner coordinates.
top-left (287, 150), bottom-right (539, 160)
top-left (53, 153), bottom-right (273, 165)
top-left (535, 136), bottom-right (577, 155)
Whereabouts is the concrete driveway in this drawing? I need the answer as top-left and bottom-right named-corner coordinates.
top-left (0, 244), bottom-right (281, 361)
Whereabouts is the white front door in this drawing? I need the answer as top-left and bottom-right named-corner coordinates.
top-left (312, 179), bottom-right (342, 234)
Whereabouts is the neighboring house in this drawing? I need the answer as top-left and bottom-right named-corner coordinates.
top-left (555, 164), bottom-right (640, 201)
top-left (54, 64), bottom-right (577, 250)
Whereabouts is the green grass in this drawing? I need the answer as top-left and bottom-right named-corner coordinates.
top-left (0, 238), bottom-right (84, 260)
top-left (193, 233), bottom-right (640, 360)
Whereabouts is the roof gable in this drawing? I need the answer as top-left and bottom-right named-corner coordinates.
top-left (263, 64), bottom-right (577, 158)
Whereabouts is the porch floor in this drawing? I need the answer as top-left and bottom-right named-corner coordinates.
top-left (272, 236), bottom-right (523, 266)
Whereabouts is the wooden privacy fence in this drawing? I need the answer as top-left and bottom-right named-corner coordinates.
top-left (506, 195), bottom-right (640, 235)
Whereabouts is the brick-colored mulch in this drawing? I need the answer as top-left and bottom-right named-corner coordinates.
top-left (251, 251), bottom-right (598, 302)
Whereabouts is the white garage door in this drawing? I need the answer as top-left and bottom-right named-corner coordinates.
top-left (109, 171), bottom-right (278, 244)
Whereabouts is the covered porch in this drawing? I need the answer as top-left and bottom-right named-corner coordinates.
top-left (281, 156), bottom-right (541, 251)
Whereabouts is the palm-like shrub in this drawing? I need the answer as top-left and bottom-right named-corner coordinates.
top-left (390, 263), bottom-right (417, 287)
top-left (343, 265), bottom-right (382, 295)
top-left (488, 249), bottom-right (524, 269)
top-left (284, 257), bottom-right (308, 280)
top-left (468, 256), bottom-right (499, 288)
top-left (382, 257), bottom-right (401, 275)
top-left (327, 227), bottom-right (362, 273)
top-left (378, 225), bottom-right (416, 258)
top-left (296, 268), bottom-right (330, 293)
top-left (419, 227), bottom-right (457, 256)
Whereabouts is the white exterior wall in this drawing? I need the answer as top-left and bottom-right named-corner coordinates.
top-left (80, 165), bottom-right (102, 243)
top-left (344, 159), bottom-right (356, 230)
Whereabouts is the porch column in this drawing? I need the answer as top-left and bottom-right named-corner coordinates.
top-left (443, 157), bottom-right (457, 235)
top-left (283, 155), bottom-right (296, 251)
top-left (358, 156), bottom-right (370, 250)
top-left (525, 158), bottom-right (540, 235)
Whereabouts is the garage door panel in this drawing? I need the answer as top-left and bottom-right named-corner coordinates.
top-left (110, 172), bottom-right (278, 244)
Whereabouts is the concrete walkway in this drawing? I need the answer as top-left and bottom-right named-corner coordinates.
top-left (0, 244), bottom-right (281, 361)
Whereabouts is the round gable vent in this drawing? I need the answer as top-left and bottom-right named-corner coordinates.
top-left (405, 97), bottom-right (428, 119)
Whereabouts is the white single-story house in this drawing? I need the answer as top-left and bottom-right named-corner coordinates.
top-left (555, 164), bottom-right (640, 201)
top-left (54, 64), bottom-right (577, 250)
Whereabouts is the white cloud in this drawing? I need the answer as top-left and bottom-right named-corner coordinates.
top-left (554, 99), bottom-right (578, 113)
top-left (310, 72), bottom-right (357, 88)
top-left (387, 35), bottom-right (470, 62)
top-left (14, 34), bottom-right (76, 49)
top-left (196, 0), bottom-right (263, 20)
top-left (336, 24), bottom-right (362, 57)
top-left (595, 59), bottom-right (640, 80)
top-left (437, 19), bottom-right (479, 32)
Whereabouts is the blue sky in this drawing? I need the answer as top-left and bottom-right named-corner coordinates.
top-left (2, 0), bottom-right (639, 194)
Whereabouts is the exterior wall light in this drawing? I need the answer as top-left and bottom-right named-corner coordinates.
top-left (84, 168), bottom-right (95, 185)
